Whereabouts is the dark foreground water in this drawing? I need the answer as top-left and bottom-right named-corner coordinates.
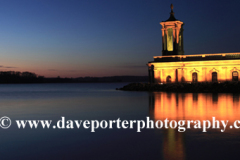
top-left (0, 83), bottom-right (240, 160)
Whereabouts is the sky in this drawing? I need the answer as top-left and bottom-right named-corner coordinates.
top-left (0, 0), bottom-right (240, 78)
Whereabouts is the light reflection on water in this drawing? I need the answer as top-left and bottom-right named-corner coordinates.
top-left (0, 83), bottom-right (240, 159)
top-left (149, 92), bottom-right (240, 160)
top-left (149, 92), bottom-right (240, 123)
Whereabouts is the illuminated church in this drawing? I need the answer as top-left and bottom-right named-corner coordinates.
top-left (148, 4), bottom-right (240, 83)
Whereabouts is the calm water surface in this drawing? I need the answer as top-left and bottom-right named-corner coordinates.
top-left (0, 83), bottom-right (240, 160)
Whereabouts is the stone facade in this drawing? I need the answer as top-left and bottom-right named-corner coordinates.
top-left (148, 53), bottom-right (240, 83)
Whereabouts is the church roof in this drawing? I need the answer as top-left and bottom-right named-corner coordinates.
top-left (151, 53), bottom-right (240, 63)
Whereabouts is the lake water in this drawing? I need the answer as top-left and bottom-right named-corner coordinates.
top-left (0, 83), bottom-right (240, 160)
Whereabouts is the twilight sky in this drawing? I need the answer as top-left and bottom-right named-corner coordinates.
top-left (0, 0), bottom-right (240, 77)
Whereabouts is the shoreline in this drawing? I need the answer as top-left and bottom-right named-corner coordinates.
top-left (116, 82), bottom-right (240, 93)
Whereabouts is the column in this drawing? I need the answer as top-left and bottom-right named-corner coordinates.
top-left (161, 29), bottom-right (165, 51)
top-left (154, 70), bottom-right (160, 83)
top-left (181, 68), bottom-right (185, 82)
top-left (202, 68), bottom-right (207, 82)
top-left (162, 69), bottom-right (165, 83)
top-left (173, 28), bottom-right (176, 52)
top-left (177, 68), bottom-right (182, 82)
top-left (223, 67), bottom-right (227, 81)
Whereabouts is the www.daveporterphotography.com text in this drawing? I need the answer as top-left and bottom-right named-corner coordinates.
top-left (1, 116), bottom-right (240, 132)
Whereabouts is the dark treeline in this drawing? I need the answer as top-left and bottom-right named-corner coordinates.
top-left (0, 71), bottom-right (148, 83)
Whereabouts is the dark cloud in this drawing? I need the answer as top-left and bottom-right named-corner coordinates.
top-left (0, 65), bottom-right (17, 68)
top-left (4, 66), bottom-right (17, 68)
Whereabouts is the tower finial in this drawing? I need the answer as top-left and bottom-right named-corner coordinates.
top-left (170, 4), bottom-right (175, 17)
top-left (171, 4), bottom-right (173, 11)
top-left (164, 4), bottom-right (177, 21)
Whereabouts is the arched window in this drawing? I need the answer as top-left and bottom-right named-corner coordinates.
top-left (192, 72), bottom-right (198, 82)
top-left (166, 76), bottom-right (171, 83)
top-left (212, 72), bottom-right (218, 82)
top-left (232, 71), bottom-right (238, 81)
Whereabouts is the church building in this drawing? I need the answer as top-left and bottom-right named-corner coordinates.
top-left (148, 4), bottom-right (240, 83)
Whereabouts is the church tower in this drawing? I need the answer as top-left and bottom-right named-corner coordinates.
top-left (160, 4), bottom-right (184, 56)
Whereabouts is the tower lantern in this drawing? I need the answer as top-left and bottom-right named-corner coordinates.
top-left (160, 4), bottom-right (184, 56)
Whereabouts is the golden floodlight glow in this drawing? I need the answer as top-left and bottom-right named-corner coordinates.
top-left (148, 3), bottom-right (240, 84)
top-left (148, 54), bottom-right (240, 83)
